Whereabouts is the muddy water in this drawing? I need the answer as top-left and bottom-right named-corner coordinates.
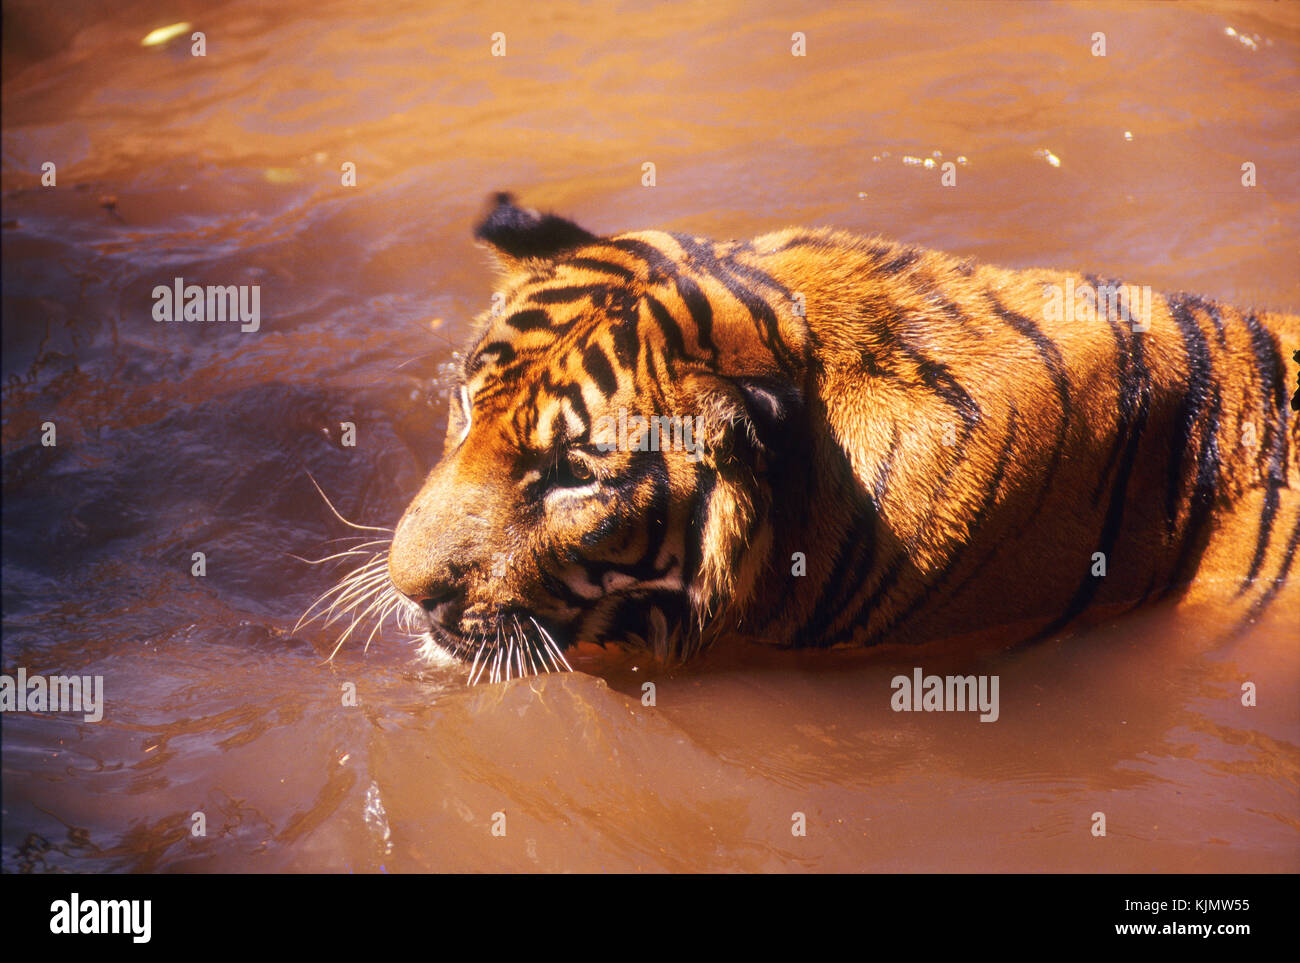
top-left (3, 0), bottom-right (1298, 872)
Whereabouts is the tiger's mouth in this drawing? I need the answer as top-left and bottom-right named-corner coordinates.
top-left (414, 604), bottom-right (573, 684)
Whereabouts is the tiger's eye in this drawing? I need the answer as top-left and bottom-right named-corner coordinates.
top-left (568, 454), bottom-right (594, 482)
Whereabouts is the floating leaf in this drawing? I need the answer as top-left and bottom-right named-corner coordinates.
top-left (141, 22), bottom-right (192, 47)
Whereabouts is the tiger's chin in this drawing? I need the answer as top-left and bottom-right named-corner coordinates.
top-left (410, 598), bottom-right (710, 683)
top-left (411, 610), bottom-right (575, 684)
top-left (412, 632), bottom-right (462, 667)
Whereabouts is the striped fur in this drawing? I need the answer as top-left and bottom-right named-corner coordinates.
top-left (387, 193), bottom-right (1300, 667)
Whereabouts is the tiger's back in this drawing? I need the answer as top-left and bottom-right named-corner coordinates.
top-left (717, 227), bottom-right (1300, 647)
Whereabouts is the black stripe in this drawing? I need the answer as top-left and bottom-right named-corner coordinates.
top-left (934, 295), bottom-right (987, 340)
top-left (671, 234), bottom-right (800, 375)
top-left (900, 344), bottom-right (981, 442)
top-left (1240, 312), bottom-right (1290, 591)
top-left (1163, 387), bottom-right (1222, 595)
top-left (768, 233), bottom-right (826, 254)
top-left (671, 233), bottom-right (793, 299)
top-left (1086, 275), bottom-right (1140, 506)
top-left (799, 499), bottom-right (880, 646)
top-left (830, 555), bottom-right (906, 647)
top-left (710, 251), bottom-right (793, 301)
top-left (1033, 313), bottom-right (1152, 641)
top-left (530, 285), bottom-right (606, 305)
top-left (465, 341), bottom-right (517, 376)
top-left (565, 257), bottom-right (636, 281)
top-left (801, 444), bottom-right (899, 646)
top-left (866, 297), bottom-right (980, 496)
top-left (987, 295), bottom-right (1072, 424)
top-left (1240, 513), bottom-right (1300, 629)
top-left (643, 294), bottom-right (687, 359)
top-left (871, 424), bottom-right (901, 504)
top-left (547, 378), bottom-right (591, 443)
top-left (672, 274), bottom-right (718, 361)
top-left (986, 293), bottom-right (1071, 528)
top-left (638, 451), bottom-right (674, 573)
top-left (522, 266), bottom-right (558, 285)
top-left (608, 237), bottom-right (680, 281)
top-left (578, 505), bottom-right (625, 548)
top-left (878, 249), bottom-right (919, 275)
top-left (1166, 292), bottom-right (1226, 346)
top-left (1247, 486), bottom-right (1284, 591)
top-left (574, 453), bottom-right (673, 583)
top-left (867, 407), bottom-right (1019, 643)
top-left (1202, 298), bottom-right (1227, 347)
top-left (609, 318), bottom-right (639, 368)
top-left (516, 380), bottom-right (542, 443)
top-left (581, 343), bottom-right (618, 398)
top-left (505, 309), bottom-right (551, 330)
top-left (1166, 293), bottom-right (1215, 532)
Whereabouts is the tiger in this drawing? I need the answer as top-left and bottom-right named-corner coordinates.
top-left (379, 192), bottom-right (1300, 679)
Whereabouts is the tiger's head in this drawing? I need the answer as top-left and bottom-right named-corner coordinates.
top-left (388, 194), bottom-right (810, 674)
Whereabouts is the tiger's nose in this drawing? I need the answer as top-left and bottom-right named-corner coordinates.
top-left (387, 503), bottom-right (461, 607)
top-left (407, 583), bottom-right (466, 630)
top-left (418, 587), bottom-right (459, 611)
top-left (387, 515), bottom-right (462, 613)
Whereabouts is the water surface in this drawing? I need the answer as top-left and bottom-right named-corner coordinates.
top-left (3, 0), bottom-right (1297, 872)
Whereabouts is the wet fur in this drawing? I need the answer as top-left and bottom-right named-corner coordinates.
top-left (386, 193), bottom-right (1300, 667)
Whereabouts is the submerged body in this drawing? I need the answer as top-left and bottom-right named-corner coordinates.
top-left (385, 195), bottom-right (1299, 671)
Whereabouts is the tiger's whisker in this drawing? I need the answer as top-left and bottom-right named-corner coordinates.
top-left (306, 473), bottom-right (394, 533)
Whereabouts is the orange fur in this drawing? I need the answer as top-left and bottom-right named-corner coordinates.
top-left (387, 195), bottom-right (1299, 667)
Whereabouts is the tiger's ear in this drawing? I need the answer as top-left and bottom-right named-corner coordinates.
top-left (731, 377), bottom-right (803, 457)
top-left (686, 373), bottom-right (804, 467)
top-left (473, 192), bottom-right (597, 269)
